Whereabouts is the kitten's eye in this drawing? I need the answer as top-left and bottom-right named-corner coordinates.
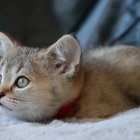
top-left (15, 76), bottom-right (30, 88)
top-left (0, 75), bottom-right (2, 84)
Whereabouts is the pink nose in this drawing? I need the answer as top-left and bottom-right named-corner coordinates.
top-left (0, 92), bottom-right (5, 98)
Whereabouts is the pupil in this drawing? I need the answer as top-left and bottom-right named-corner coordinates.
top-left (21, 79), bottom-right (25, 84)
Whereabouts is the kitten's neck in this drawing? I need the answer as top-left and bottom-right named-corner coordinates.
top-left (55, 66), bottom-right (85, 118)
top-left (55, 97), bottom-right (79, 118)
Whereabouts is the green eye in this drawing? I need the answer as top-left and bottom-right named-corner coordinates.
top-left (15, 76), bottom-right (30, 88)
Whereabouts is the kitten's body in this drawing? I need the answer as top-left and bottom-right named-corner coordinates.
top-left (75, 46), bottom-right (140, 118)
top-left (0, 32), bottom-right (140, 121)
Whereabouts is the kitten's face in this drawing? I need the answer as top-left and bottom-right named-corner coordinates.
top-left (0, 33), bottom-right (83, 121)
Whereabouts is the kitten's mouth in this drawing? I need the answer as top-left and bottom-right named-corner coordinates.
top-left (0, 103), bottom-right (13, 111)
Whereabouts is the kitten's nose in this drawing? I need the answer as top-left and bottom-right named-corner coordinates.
top-left (0, 92), bottom-right (5, 98)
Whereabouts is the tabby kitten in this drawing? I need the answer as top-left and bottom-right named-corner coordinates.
top-left (0, 32), bottom-right (140, 121)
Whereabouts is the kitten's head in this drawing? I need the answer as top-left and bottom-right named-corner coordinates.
top-left (0, 32), bottom-right (83, 121)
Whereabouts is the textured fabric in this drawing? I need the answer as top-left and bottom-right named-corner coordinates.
top-left (76, 0), bottom-right (140, 48)
top-left (0, 0), bottom-right (139, 48)
top-left (1, 108), bottom-right (140, 140)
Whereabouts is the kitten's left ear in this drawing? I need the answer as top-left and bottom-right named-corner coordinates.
top-left (0, 32), bottom-right (15, 57)
top-left (42, 35), bottom-right (81, 74)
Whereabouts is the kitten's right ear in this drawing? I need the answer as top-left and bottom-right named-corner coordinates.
top-left (0, 32), bottom-right (15, 57)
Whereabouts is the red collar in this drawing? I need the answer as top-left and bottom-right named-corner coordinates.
top-left (55, 97), bottom-right (78, 118)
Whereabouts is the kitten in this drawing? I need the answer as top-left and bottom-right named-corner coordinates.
top-left (0, 32), bottom-right (140, 122)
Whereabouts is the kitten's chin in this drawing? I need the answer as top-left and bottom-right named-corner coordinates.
top-left (1, 108), bottom-right (55, 122)
top-left (15, 113), bottom-right (53, 122)
top-left (0, 103), bottom-right (13, 111)
top-left (0, 102), bottom-right (57, 122)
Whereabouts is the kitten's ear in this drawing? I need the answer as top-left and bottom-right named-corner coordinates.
top-left (44, 35), bottom-right (81, 74)
top-left (0, 32), bottom-right (15, 57)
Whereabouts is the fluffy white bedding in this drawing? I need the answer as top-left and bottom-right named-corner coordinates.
top-left (0, 108), bottom-right (140, 140)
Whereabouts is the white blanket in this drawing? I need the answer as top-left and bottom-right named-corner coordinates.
top-left (0, 108), bottom-right (140, 140)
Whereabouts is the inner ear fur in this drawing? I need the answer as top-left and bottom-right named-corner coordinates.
top-left (0, 32), bottom-right (20, 57)
top-left (39, 35), bottom-right (81, 74)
